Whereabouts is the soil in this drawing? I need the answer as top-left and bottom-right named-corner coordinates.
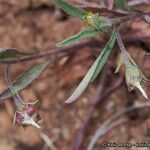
top-left (0, 0), bottom-right (150, 150)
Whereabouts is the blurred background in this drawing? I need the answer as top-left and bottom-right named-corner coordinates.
top-left (0, 0), bottom-right (149, 150)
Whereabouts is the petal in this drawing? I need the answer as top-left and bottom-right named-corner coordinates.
top-left (25, 118), bottom-right (41, 129)
top-left (26, 100), bottom-right (39, 107)
top-left (134, 82), bottom-right (148, 99)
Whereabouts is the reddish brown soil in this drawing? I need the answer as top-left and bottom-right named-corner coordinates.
top-left (0, 1), bottom-right (150, 150)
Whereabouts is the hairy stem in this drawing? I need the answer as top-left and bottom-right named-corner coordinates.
top-left (5, 65), bottom-right (25, 108)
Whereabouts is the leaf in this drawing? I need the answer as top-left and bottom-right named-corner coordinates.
top-left (0, 61), bottom-right (49, 101)
top-left (91, 31), bottom-right (116, 81)
top-left (0, 48), bottom-right (32, 59)
top-left (56, 28), bottom-right (101, 47)
top-left (65, 31), bottom-right (116, 104)
top-left (52, 0), bottom-right (87, 19)
top-left (114, 0), bottom-right (129, 10)
top-left (65, 54), bottom-right (102, 104)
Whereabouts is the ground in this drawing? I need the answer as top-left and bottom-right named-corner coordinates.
top-left (0, 0), bottom-right (150, 150)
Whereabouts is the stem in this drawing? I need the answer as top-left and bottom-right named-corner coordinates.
top-left (0, 11), bottom-right (148, 65)
top-left (87, 118), bottom-right (126, 150)
top-left (115, 12), bottom-right (143, 24)
top-left (114, 25), bottom-right (131, 67)
top-left (128, 0), bottom-right (150, 6)
top-left (5, 65), bottom-right (25, 108)
top-left (1, 34), bottom-right (149, 65)
top-left (87, 102), bottom-right (150, 149)
top-left (71, 70), bottom-right (123, 150)
top-left (145, 52), bottom-right (150, 59)
top-left (0, 40), bottom-right (93, 64)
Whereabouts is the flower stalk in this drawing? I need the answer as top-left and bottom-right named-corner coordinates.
top-left (5, 65), bottom-right (41, 128)
top-left (114, 26), bottom-right (148, 99)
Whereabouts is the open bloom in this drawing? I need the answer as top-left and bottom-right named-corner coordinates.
top-left (14, 100), bottom-right (41, 129)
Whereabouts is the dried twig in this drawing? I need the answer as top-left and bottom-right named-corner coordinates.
top-left (87, 102), bottom-right (150, 150)
top-left (145, 53), bottom-right (150, 59)
top-left (128, 0), bottom-right (150, 6)
top-left (71, 65), bottom-right (123, 150)
top-left (87, 118), bottom-right (126, 150)
top-left (40, 133), bottom-right (58, 150)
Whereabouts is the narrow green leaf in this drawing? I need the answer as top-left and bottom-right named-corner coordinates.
top-left (0, 61), bottom-right (49, 101)
top-left (65, 31), bottom-right (116, 104)
top-left (52, 0), bottom-right (87, 19)
top-left (0, 48), bottom-right (32, 59)
top-left (56, 28), bottom-right (101, 47)
top-left (91, 31), bottom-right (116, 81)
top-left (114, 0), bottom-right (129, 10)
top-left (65, 53), bottom-right (102, 104)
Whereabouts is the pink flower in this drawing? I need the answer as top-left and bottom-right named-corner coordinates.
top-left (14, 101), bottom-right (41, 129)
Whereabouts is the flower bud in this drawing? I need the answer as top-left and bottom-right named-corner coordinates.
top-left (85, 12), bottom-right (97, 27)
top-left (84, 12), bottom-right (112, 31)
top-left (14, 101), bottom-right (41, 129)
top-left (125, 65), bottom-right (148, 99)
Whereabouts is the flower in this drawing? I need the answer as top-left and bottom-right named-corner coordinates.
top-left (125, 65), bottom-right (148, 99)
top-left (13, 100), bottom-right (41, 129)
top-left (4, 65), bottom-right (42, 129)
top-left (114, 28), bottom-right (148, 100)
top-left (84, 12), bottom-right (112, 30)
top-left (115, 52), bottom-right (148, 99)
top-left (85, 12), bottom-right (97, 27)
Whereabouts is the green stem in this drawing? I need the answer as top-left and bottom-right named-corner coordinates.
top-left (5, 65), bottom-right (25, 108)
